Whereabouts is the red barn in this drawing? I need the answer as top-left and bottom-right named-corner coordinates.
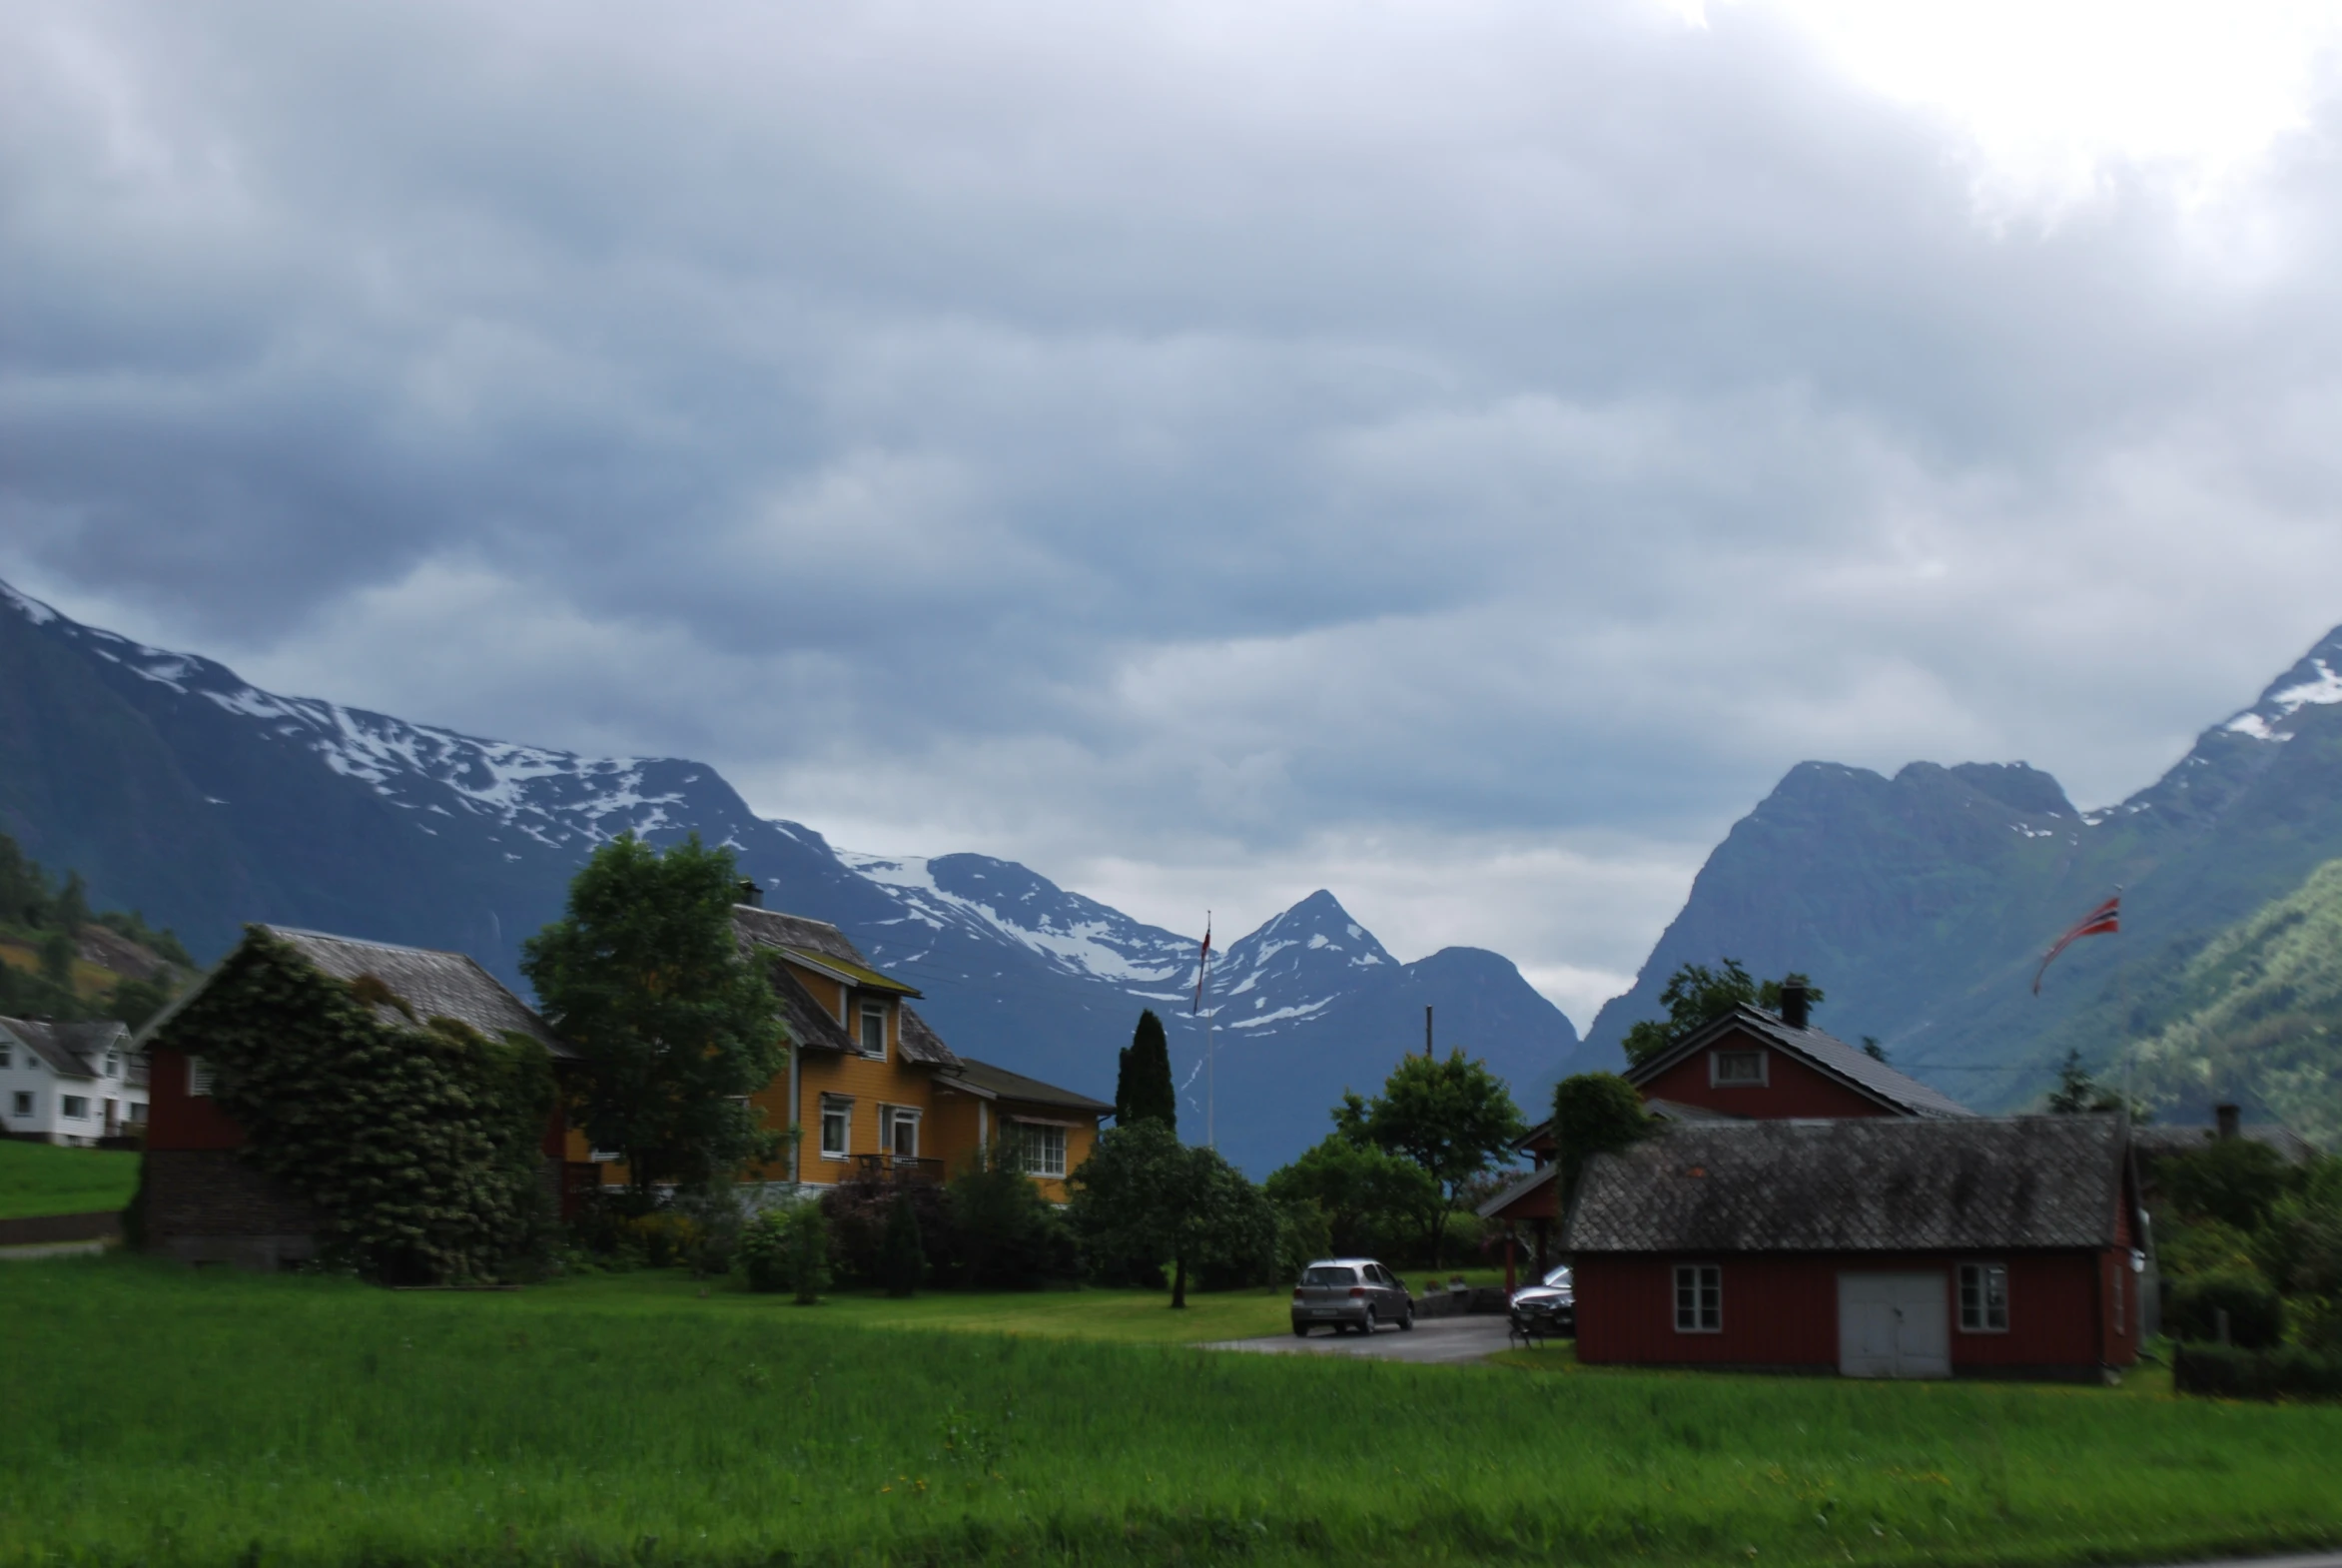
top-left (1486, 1000), bottom-right (1973, 1278)
top-left (138, 926), bottom-right (581, 1269)
top-left (1565, 1114), bottom-right (2144, 1380)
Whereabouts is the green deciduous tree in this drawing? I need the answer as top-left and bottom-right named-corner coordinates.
top-left (1333, 1049), bottom-right (1526, 1264)
top-left (1069, 1122), bottom-right (1268, 1307)
top-left (1550, 1073), bottom-right (1654, 1211)
top-left (1620, 959), bottom-right (1826, 1066)
top-left (1114, 1009), bottom-right (1177, 1133)
top-left (949, 1141), bottom-right (1082, 1289)
top-left (521, 834), bottom-right (786, 1201)
top-left (1263, 1133), bottom-right (1441, 1260)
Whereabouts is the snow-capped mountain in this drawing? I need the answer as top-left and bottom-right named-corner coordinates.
top-left (0, 577), bottom-right (1577, 1171)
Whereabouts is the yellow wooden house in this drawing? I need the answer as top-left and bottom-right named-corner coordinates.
top-left (730, 905), bottom-right (1107, 1199)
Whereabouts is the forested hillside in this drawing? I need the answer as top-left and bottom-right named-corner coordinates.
top-left (0, 833), bottom-right (191, 1028)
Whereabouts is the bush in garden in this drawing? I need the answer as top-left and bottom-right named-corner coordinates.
top-left (2173, 1341), bottom-right (2342, 1401)
top-left (881, 1190), bottom-right (926, 1297)
top-left (821, 1174), bottom-right (959, 1286)
top-left (785, 1201), bottom-right (831, 1304)
top-left (2167, 1268), bottom-right (2286, 1348)
top-left (948, 1143), bottom-right (1082, 1290)
top-left (738, 1209), bottom-right (793, 1293)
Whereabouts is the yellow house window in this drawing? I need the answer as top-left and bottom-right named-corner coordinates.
top-left (1016, 1123), bottom-right (1067, 1178)
top-left (858, 1001), bottom-right (888, 1060)
top-left (819, 1096), bottom-right (853, 1161)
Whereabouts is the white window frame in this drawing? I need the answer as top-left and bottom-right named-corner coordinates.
top-left (819, 1096), bottom-right (853, 1162)
top-left (61, 1096), bottom-right (90, 1121)
top-left (187, 1056), bottom-right (216, 1097)
top-left (10, 1091), bottom-right (31, 1119)
top-left (858, 1000), bottom-right (888, 1061)
top-left (1674, 1263), bottom-right (1722, 1332)
top-left (105, 1052), bottom-right (120, 1077)
top-left (880, 1105), bottom-right (921, 1161)
top-left (1957, 1261), bottom-right (2009, 1333)
top-left (0, 1046), bottom-right (11, 1069)
top-left (1710, 1049), bottom-right (1767, 1088)
top-left (1017, 1121), bottom-right (1068, 1179)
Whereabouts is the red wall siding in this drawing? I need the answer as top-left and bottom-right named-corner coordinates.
top-left (142, 1048), bottom-right (247, 1152)
top-left (1636, 1031), bottom-right (1892, 1120)
top-left (1576, 1250), bottom-right (2131, 1372)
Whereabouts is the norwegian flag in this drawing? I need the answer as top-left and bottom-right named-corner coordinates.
top-left (1191, 917), bottom-right (1212, 1015)
top-left (2032, 894), bottom-right (2120, 995)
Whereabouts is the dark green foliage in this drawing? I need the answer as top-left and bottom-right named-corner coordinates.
top-left (1550, 1073), bottom-right (1653, 1209)
top-left (2167, 1269), bottom-right (2286, 1349)
top-left (1115, 1009), bottom-right (1176, 1132)
top-left (154, 928), bottom-right (555, 1283)
top-left (94, 909), bottom-right (195, 969)
top-left (2255, 1163), bottom-right (2342, 1302)
top-left (1272, 1196), bottom-right (1332, 1283)
top-left (105, 974), bottom-right (176, 1031)
top-left (53, 872), bottom-right (89, 934)
top-left (948, 1143), bottom-right (1082, 1289)
top-left (2160, 1138), bottom-right (2298, 1231)
top-left (522, 834), bottom-right (785, 1198)
top-left (821, 1173), bottom-right (956, 1285)
top-left (881, 1190), bottom-right (925, 1297)
top-left (1069, 1122), bottom-right (1271, 1306)
top-left (2043, 1049), bottom-right (2140, 1116)
top-left (2173, 1340), bottom-right (2342, 1401)
top-left (37, 928), bottom-right (72, 986)
top-left (785, 1200), bottom-right (831, 1303)
top-left (737, 1207), bottom-right (792, 1293)
top-left (1862, 1036), bottom-right (1888, 1062)
top-left (1332, 1049), bottom-right (1525, 1264)
top-left (1621, 959), bottom-right (1824, 1067)
top-left (1262, 1132), bottom-right (1441, 1260)
top-left (0, 830), bottom-right (192, 1024)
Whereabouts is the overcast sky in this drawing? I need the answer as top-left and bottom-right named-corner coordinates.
top-left (8, 0), bottom-right (2342, 1026)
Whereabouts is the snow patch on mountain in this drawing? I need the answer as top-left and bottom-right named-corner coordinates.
top-left (838, 850), bottom-right (1194, 989)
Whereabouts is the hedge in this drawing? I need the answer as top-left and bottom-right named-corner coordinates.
top-left (2172, 1341), bottom-right (2342, 1401)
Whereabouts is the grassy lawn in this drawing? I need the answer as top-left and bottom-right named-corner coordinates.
top-left (5, 1256), bottom-right (2339, 1568)
top-left (0, 1137), bottom-right (139, 1219)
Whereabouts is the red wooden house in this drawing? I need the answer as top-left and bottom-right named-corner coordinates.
top-left (137, 926), bottom-right (580, 1269)
top-left (1481, 997), bottom-right (1974, 1273)
top-left (1563, 1114), bottom-right (2145, 1379)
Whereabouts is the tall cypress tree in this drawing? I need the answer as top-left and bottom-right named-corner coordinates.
top-left (1113, 1043), bottom-right (1135, 1128)
top-left (1123, 1009), bottom-right (1177, 1134)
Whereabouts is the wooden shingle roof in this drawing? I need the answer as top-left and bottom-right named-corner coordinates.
top-left (730, 906), bottom-right (957, 1066)
top-left (1564, 1114), bottom-right (2130, 1254)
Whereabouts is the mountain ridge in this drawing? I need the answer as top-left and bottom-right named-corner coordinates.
top-left (0, 578), bottom-right (1578, 1173)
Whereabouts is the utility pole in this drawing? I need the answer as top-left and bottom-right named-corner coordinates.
top-left (1424, 1006), bottom-right (1433, 1058)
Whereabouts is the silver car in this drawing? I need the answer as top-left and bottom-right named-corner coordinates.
top-left (1509, 1263), bottom-right (1574, 1334)
top-left (1290, 1257), bottom-right (1415, 1336)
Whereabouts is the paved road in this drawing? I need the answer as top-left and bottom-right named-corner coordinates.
top-left (1200, 1312), bottom-right (1518, 1364)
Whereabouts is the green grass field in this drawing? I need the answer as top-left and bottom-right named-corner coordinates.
top-left (0, 1137), bottom-right (139, 1219)
top-left (4, 1256), bottom-right (2338, 1567)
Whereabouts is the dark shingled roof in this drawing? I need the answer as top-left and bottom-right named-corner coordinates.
top-left (1628, 1005), bottom-right (1975, 1120)
top-left (1564, 1115), bottom-right (2129, 1254)
top-left (0, 1017), bottom-right (130, 1080)
top-left (936, 1056), bottom-right (1110, 1112)
top-left (262, 927), bottom-right (572, 1056)
top-left (1476, 1162), bottom-right (1559, 1219)
top-left (731, 908), bottom-right (957, 1066)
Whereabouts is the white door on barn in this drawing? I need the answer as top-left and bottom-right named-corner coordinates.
top-left (1838, 1272), bottom-right (1951, 1378)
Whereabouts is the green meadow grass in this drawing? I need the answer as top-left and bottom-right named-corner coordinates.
top-left (0, 1137), bottom-right (139, 1219)
top-left (5, 1256), bottom-right (2340, 1568)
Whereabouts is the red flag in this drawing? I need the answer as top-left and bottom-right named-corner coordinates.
top-left (1191, 917), bottom-right (1212, 1015)
top-left (2032, 894), bottom-right (2120, 995)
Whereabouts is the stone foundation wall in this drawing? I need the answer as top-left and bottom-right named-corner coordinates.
top-left (141, 1149), bottom-right (321, 1270)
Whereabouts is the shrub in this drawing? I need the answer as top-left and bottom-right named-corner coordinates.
top-left (2167, 1268), bottom-right (2286, 1348)
top-left (2173, 1341), bottom-right (2342, 1401)
top-left (738, 1208), bottom-right (793, 1293)
top-left (948, 1145), bottom-right (1081, 1290)
top-left (618, 1211), bottom-right (704, 1270)
top-left (1272, 1197), bottom-right (1331, 1284)
top-left (785, 1201), bottom-right (830, 1304)
top-left (821, 1175), bottom-right (959, 1286)
top-left (881, 1191), bottom-right (925, 1297)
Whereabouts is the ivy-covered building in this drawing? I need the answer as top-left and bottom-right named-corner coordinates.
top-left (136, 925), bottom-right (578, 1275)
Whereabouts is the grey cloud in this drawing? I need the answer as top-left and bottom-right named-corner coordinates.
top-left (9, 0), bottom-right (2342, 1001)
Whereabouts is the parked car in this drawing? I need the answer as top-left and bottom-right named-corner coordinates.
top-left (1291, 1257), bottom-right (1415, 1336)
top-left (1508, 1263), bottom-right (1574, 1334)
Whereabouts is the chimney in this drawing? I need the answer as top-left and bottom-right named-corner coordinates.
top-left (1779, 983), bottom-right (1811, 1031)
top-left (2215, 1104), bottom-right (2240, 1141)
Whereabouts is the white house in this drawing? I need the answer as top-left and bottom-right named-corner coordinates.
top-left (0, 1017), bottom-right (145, 1146)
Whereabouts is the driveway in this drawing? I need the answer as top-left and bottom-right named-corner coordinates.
top-left (1200, 1312), bottom-right (1518, 1364)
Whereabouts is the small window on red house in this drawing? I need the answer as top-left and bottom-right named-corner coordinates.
top-left (1673, 1264), bottom-right (1721, 1332)
top-left (1958, 1262), bottom-right (2008, 1332)
top-left (1710, 1050), bottom-right (1766, 1087)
